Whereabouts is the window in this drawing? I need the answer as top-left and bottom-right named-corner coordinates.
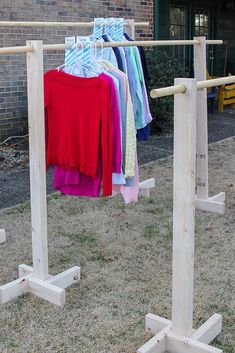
top-left (169, 6), bottom-right (188, 65)
top-left (170, 6), bottom-right (187, 40)
top-left (194, 9), bottom-right (214, 74)
top-left (224, 0), bottom-right (235, 10)
top-left (195, 9), bottom-right (211, 37)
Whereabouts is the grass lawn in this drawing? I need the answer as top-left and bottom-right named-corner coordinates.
top-left (0, 137), bottom-right (234, 353)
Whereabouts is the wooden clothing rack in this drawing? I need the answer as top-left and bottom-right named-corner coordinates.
top-left (138, 74), bottom-right (235, 353)
top-left (0, 19), bottom-right (157, 305)
top-left (0, 20), bottom-right (225, 212)
top-left (0, 18), bottom-right (228, 353)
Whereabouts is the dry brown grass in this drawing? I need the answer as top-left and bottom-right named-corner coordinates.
top-left (0, 137), bottom-right (234, 353)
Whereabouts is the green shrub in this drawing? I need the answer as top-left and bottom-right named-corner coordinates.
top-left (146, 48), bottom-right (189, 132)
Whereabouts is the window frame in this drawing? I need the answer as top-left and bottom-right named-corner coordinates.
top-left (169, 5), bottom-right (189, 67)
top-left (194, 7), bottom-right (212, 39)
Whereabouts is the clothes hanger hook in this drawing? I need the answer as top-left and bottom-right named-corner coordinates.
top-left (96, 40), bottom-right (103, 60)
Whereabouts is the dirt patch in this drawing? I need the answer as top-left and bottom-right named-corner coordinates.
top-left (0, 137), bottom-right (29, 172)
top-left (0, 137), bottom-right (234, 353)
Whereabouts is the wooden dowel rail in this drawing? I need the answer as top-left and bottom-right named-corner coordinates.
top-left (150, 84), bottom-right (186, 98)
top-left (197, 75), bottom-right (235, 89)
top-left (43, 40), bottom-right (199, 51)
top-left (206, 40), bottom-right (223, 45)
top-left (0, 45), bottom-right (34, 54)
top-left (0, 39), bottom-right (224, 55)
top-left (0, 20), bottom-right (149, 27)
top-left (0, 21), bottom-right (224, 49)
top-left (0, 41), bottom-right (200, 55)
top-left (150, 75), bottom-right (235, 98)
top-left (41, 39), bottom-right (224, 49)
top-left (150, 84), bottom-right (187, 98)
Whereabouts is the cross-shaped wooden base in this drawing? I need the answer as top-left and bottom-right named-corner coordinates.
top-left (138, 313), bottom-right (222, 353)
top-left (0, 264), bottom-right (80, 307)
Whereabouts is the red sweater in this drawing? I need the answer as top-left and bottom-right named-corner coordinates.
top-left (44, 70), bottom-right (113, 196)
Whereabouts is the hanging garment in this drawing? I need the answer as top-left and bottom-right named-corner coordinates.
top-left (102, 34), bottom-right (125, 72)
top-left (123, 33), bottom-right (152, 141)
top-left (100, 61), bottom-right (136, 178)
top-left (54, 163), bottom-right (102, 197)
top-left (133, 47), bottom-right (152, 124)
top-left (123, 32), bottom-right (150, 85)
top-left (100, 41), bottom-right (119, 69)
top-left (113, 155), bottom-right (139, 204)
top-left (104, 70), bottom-right (126, 185)
top-left (44, 70), bottom-right (115, 196)
top-left (124, 46), bottom-right (144, 129)
top-left (45, 32), bottom-right (154, 203)
top-left (137, 124), bottom-right (151, 141)
top-left (102, 34), bottom-right (127, 74)
top-left (52, 72), bottom-right (122, 197)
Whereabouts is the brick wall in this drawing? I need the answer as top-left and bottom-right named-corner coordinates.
top-left (0, 0), bottom-right (153, 141)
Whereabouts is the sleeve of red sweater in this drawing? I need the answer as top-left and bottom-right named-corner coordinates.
top-left (101, 79), bottom-right (113, 197)
top-left (44, 73), bottom-right (50, 170)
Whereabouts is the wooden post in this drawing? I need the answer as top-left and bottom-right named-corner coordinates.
top-left (125, 19), bottom-right (135, 39)
top-left (193, 36), bottom-right (208, 199)
top-left (138, 78), bottom-right (222, 353)
top-left (0, 41), bottom-right (80, 306)
top-left (172, 78), bottom-right (197, 336)
top-left (193, 37), bottom-right (225, 214)
top-left (26, 40), bottom-right (49, 280)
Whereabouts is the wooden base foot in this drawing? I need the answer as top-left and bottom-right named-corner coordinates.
top-left (145, 313), bottom-right (171, 334)
top-left (0, 229), bottom-right (6, 244)
top-left (191, 314), bottom-right (222, 344)
top-left (112, 178), bottom-right (156, 199)
top-left (1, 265), bottom-right (80, 307)
top-left (138, 313), bottom-right (223, 353)
top-left (139, 178), bottom-right (155, 198)
top-left (0, 276), bottom-right (29, 304)
top-left (195, 192), bottom-right (225, 214)
top-left (138, 326), bottom-right (170, 353)
top-left (167, 331), bottom-right (222, 353)
top-left (19, 264), bottom-right (34, 277)
top-left (29, 276), bottom-right (66, 307)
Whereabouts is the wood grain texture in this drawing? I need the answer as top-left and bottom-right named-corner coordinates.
top-left (191, 314), bottom-right (222, 344)
top-left (145, 313), bottom-right (171, 335)
top-left (172, 78), bottom-right (197, 337)
top-left (28, 277), bottom-right (65, 307)
top-left (138, 326), bottom-right (170, 353)
top-left (167, 332), bottom-right (223, 353)
top-left (26, 40), bottom-right (49, 280)
top-left (194, 36), bottom-right (208, 199)
top-left (0, 276), bottom-right (29, 304)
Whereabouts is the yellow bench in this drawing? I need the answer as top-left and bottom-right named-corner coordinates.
top-left (206, 70), bottom-right (217, 113)
top-left (218, 82), bottom-right (235, 112)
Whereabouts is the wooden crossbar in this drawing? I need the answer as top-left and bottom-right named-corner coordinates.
top-left (0, 20), bottom-right (149, 27)
top-left (150, 75), bottom-right (235, 98)
top-left (0, 39), bottom-right (224, 55)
